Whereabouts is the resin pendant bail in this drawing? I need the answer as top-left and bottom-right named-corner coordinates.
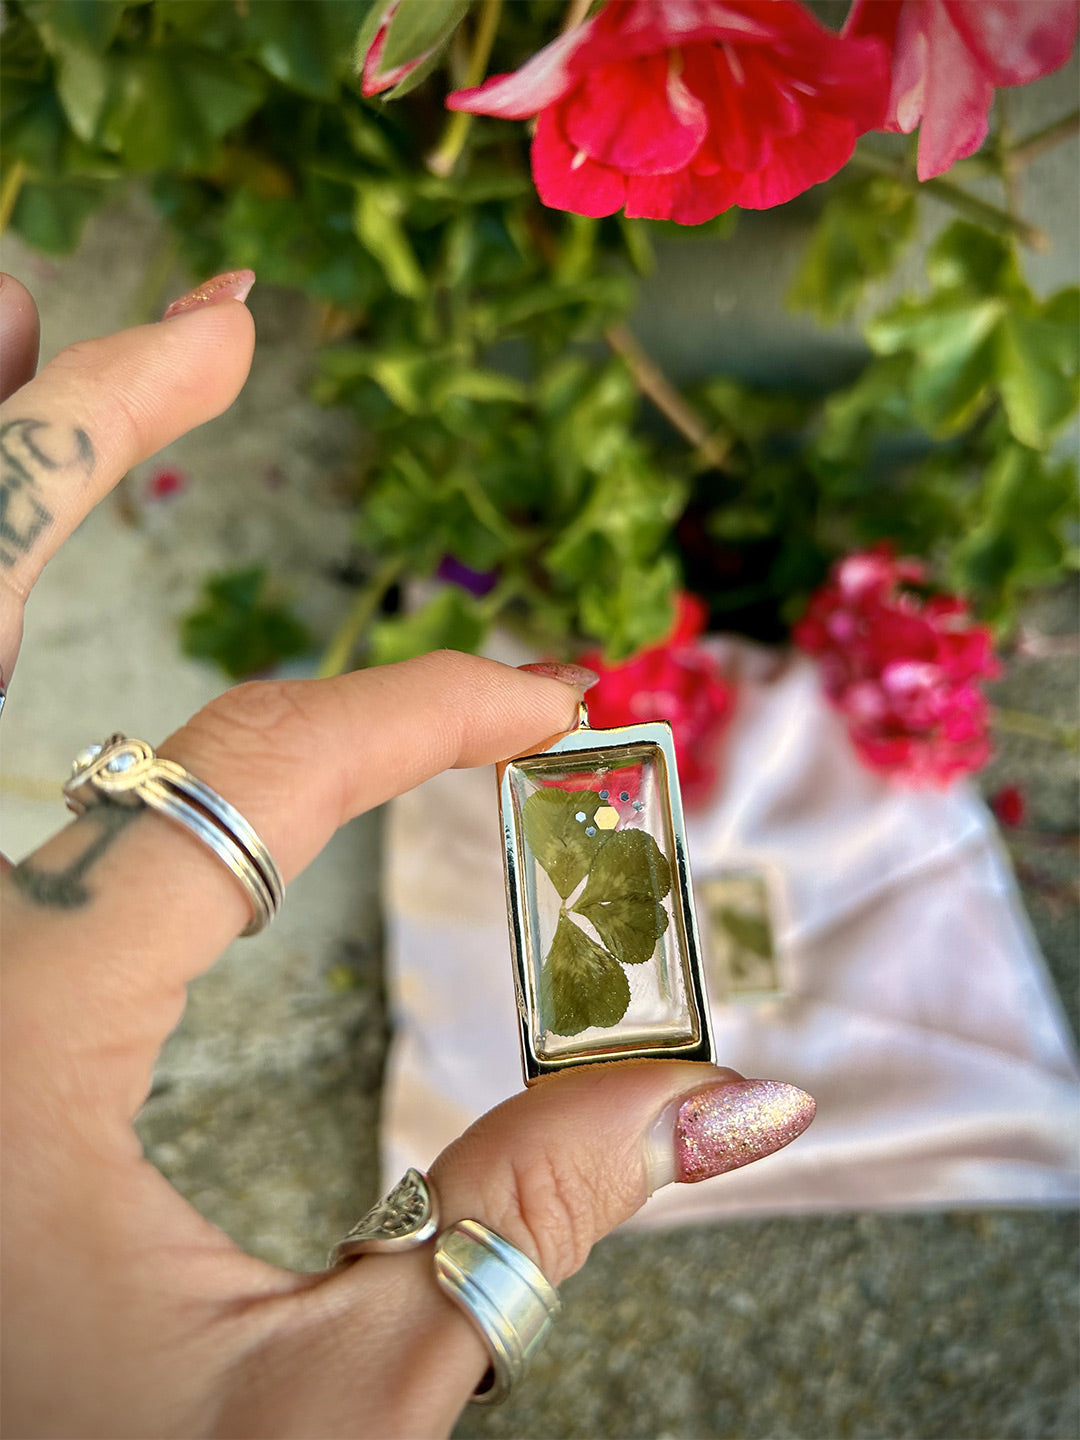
top-left (496, 708), bottom-right (714, 1084)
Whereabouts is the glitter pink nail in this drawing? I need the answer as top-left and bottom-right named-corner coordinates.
top-left (518, 662), bottom-right (599, 692)
top-left (162, 269), bottom-right (255, 321)
top-left (673, 1078), bottom-right (816, 1183)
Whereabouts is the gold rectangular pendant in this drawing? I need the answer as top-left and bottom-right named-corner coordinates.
top-left (497, 708), bottom-right (714, 1084)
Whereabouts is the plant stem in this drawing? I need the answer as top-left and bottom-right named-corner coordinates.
top-left (427, 0), bottom-right (503, 179)
top-left (560, 0), bottom-right (594, 30)
top-left (990, 705), bottom-right (1080, 750)
top-left (922, 174), bottom-right (1048, 250)
top-left (0, 159), bottom-right (27, 237)
top-left (317, 556), bottom-right (405, 678)
top-left (1009, 108), bottom-right (1080, 166)
top-left (604, 322), bottom-right (734, 470)
top-left (849, 145), bottom-right (1048, 250)
top-left (994, 92), bottom-right (1022, 220)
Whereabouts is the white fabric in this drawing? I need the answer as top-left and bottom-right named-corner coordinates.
top-left (380, 650), bottom-right (1079, 1220)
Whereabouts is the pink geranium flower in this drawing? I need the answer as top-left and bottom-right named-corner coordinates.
top-left (794, 547), bottom-right (1001, 785)
top-left (846, 0), bottom-right (1079, 179)
top-left (447, 0), bottom-right (889, 223)
top-left (361, 1), bottom-right (439, 96)
top-left (578, 593), bottom-right (736, 806)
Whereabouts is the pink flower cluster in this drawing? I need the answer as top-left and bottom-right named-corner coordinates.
top-left (794, 548), bottom-right (1000, 784)
top-left (444, 0), bottom-right (1077, 223)
top-left (579, 593), bottom-right (736, 806)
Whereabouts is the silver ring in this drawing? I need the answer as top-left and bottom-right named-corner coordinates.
top-left (62, 734), bottom-right (284, 936)
top-left (434, 1220), bottom-right (561, 1405)
top-left (329, 1169), bottom-right (440, 1264)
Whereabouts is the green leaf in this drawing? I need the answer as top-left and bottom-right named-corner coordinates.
top-left (573, 827), bottom-right (671, 965)
top-left (378, 0), bottom-right (471, 74)
top-left (53, 45), bottom-right (110, 144)
top-left (367, 585), bottom-right (486, 665)
top-left (717, 906), bottom-right (773, 960)
top-left (431, 367), bottom-right (528, 407)
top-left (10, 178), bottom-right (103, 253)
top-left (522, 787), bottom-right (604, 901)
top-left (98, 51), bottom-right (267, 171)
top-left (353, 183), bottom-right (427, 299)
top-left (925, 221), bottom-right (1024, 299)
top-left (950, 442), bottom-right (1077, 620)
top-left (867, 293), bottom-right (1001, 435)
top-left (813, 354), bottom-right (914, 470)
top-left (539, 915), bottom-right (630, 1036)
top-left (22, 0), bottom-right (123, 53)
top-left (995, 297), bottom-right (1080, 449)
top-left (180, 567), bottom-right (312, 680)
top-left (576, 551), bottom-right (680, 662)
top-left (244, 0), bottom-right (368, 99)
top-left (788, 175), bottom-right (917, 323)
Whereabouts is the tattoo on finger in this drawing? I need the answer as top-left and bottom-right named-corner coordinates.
top-left (0, 418), bottom-right (95, 568)
top-left (11, 803), bottom-right (141, 909)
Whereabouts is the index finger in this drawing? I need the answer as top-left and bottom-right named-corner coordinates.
top-left (0, 286), bottom-right (254, 670)
top-left (2, 652), bottom-right (595, 1120)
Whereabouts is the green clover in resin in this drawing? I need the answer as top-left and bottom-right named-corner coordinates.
top-left (521, 785), bottom-right (606, 900)
top-left (522, 787), bottom-right (673, 1036)
top-left (538, 914), bottom-right (631, 1038)
top-left (572, 828), bottom-right (671, 965)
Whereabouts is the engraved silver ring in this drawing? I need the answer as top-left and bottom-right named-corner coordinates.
top-left (329, 1173), bottom-right (561, 1404)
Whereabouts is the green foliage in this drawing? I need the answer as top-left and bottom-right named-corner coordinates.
top-left (180, 567), bottom-right (312, 679)
top-left (868, 222), bottom-right (1079, 448)
top-left (368, 585), bottom-right (486, 666)
top-left (789, 175), bottom-right (917, 322)
top-left (950, 440), bottom-right (1078, 622)
top-left (4, 0), bottom-right (1075, 674)
top-left (525, 788), bottom-right (672, 1034)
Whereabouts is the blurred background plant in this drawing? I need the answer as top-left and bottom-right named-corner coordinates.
top-left (2, 0), bottom-right (1076, 752)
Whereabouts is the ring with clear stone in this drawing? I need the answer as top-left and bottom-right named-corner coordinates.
top-left (63, 734), bottom-right (284, 936)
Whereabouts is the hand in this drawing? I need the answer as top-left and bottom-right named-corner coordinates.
top-left (0, 273), bottom-right (815, 1438)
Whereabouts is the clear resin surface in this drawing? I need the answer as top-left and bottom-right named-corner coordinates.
top-left (503, 738), bottom-right (705, 1067)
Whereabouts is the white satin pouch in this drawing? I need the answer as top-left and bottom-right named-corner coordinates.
top-left (381, 648), bottom-right (1079, 1220)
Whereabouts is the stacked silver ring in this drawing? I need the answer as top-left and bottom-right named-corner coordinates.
top-left (63, 734), bottom-right (283, 935)
top-left (331, 1170), bottom-right (561, 1405)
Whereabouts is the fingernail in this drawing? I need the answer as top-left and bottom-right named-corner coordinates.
top-left (645, 1078), bottom-right (816, 1191)
top-left (518, 662), bottom-right (599, 693)
top-left (162, 269), bottom-right (256, 321)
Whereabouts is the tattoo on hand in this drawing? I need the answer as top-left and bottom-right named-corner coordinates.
top-left (11, 803), bottom-right (140, 909)
top-left (0, 418), bottom-right (95, 568)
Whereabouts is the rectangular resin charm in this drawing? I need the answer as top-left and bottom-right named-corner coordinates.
top-left (698, 866), bottom-right (786, 1004)
top-left (497, 712), bottom-right (714, 1084)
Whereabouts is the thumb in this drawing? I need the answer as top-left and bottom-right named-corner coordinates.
top-left (429, 1060), bottom-right (816, 1286)
top-left (262, 1063), bottom-right (814, 1438)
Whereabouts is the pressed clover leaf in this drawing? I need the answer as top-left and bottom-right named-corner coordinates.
top-left (572, 828), bottom-right (671, 965)
top-left (522, 786), bottom-right (604, 901)
top-left (717, 906), bottom-right (773, 960)
top-left (539, 914), bottom-right (631, 1037)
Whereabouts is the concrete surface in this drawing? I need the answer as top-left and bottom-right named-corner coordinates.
top-left (2, 128), bottom-right (1077, 1438)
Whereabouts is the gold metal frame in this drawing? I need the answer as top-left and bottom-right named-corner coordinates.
top-left (496, 709), bottom-right (714, 1084)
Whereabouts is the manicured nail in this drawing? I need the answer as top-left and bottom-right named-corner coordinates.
top-left (162, 269), bottom-right (255, 321)
top-left (518, 662), bottom-right (599, 693)
top-left (645, 1078), bottom-right (816, 1191)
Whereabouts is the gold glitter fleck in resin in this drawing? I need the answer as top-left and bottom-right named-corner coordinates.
top-left (674, 1078), bottom-right (816, 1183)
